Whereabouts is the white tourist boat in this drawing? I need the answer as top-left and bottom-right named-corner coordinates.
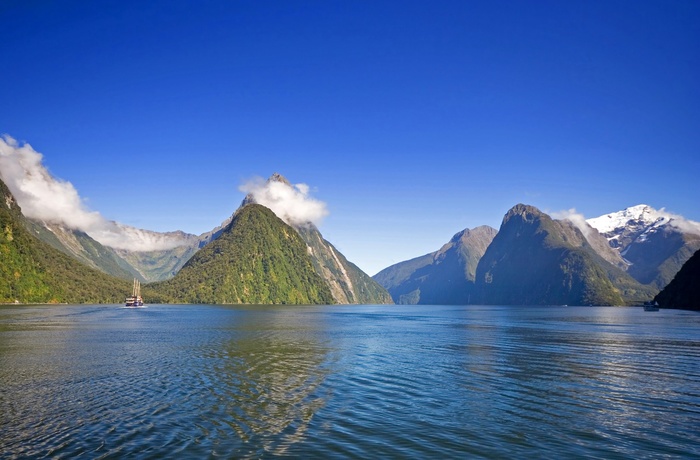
top-left (125, 278), bottom-right (144, 307)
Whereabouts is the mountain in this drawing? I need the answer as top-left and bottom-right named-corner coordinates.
top-left (587, 205), bottom-right (700, 289)
top-left (474, 204), bottom-right (655, 306)
top-left (151, 204), bottom-right (334, 304)
top-left (0, 178), bottom-right (130, 303)
top-left (374, 226), bottom-right (497, 304)
top-left (23, 210), bottom-right (238, 283)
top-left (654, 249), bottom-right (700, 310)
top-left (23, 219), bottom-right (144, 281)
top-left (297, 225), bottom-right (393, 304)
top-left (243, 173), bottom-right (392, 305)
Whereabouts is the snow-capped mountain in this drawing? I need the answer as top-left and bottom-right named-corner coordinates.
top-left (587, 205), bottom-right (700, 288)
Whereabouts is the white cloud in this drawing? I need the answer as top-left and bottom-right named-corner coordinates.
top-left (658, 208), bottom-right (700, 235)
top-left (239, 176), bottom-right (329, 227)
top-left (551, 208), bottom-right (595, 240)
top-left (0, 135), bottom-right (186, 251)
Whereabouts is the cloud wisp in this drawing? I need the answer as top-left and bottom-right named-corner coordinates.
top-left (657, 208), bottom-right (700, 236)
top-left (551, 208), bottom-right (596, 240)
top-left (553, 206), bottom-right (700, 238)
top-left (239, 176), bottom-right (329, 227)
top-left (0, 135), bottom-right (186, 251)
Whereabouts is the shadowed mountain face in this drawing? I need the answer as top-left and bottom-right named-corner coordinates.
top-left (374, 226), bottom-right (497, 304)
top-left (655, 249), bottom-right (700, 310)
top-left (474, 204), bottom-right (656, 306)
top-left (151, 204), bottom-right (334, 305)
top-left (0, 178), bottom-right (129, 304)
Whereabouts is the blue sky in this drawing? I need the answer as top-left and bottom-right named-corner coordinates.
top-left (2, 0), bottom-right (698, 275)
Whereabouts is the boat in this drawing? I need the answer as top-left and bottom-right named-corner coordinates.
top-left (125, 278), bottom-right (144, 307)
top-left (643, 301), bottom-right (659, 311)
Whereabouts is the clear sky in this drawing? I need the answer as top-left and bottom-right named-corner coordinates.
top-left (2, 0), bottom-right (698, 275)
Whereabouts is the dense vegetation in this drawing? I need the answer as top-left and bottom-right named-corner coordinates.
top-left (1, 180), bottom-right (130, 303)
top-left (151, 204), bottom-right (334, 304)
top-left (655, 249), bottom-right (700, 310)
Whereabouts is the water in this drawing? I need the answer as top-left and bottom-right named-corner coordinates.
top-left (1, 304), bottom-right (699, 459)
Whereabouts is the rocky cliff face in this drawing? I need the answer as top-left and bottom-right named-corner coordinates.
top-left (297, 225), bottom-right (393, 304)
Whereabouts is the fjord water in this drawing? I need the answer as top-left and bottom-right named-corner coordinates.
top-left (1, 305), bottom-right (699, 459)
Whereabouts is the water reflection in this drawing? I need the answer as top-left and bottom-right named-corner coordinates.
top-left (1, 304), bottom-right (699, 459)
top-left (196, 307), bottom-right (332, 456)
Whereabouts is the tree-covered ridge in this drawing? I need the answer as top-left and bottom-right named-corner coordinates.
top-left (152, 204), bottom-right (334, 304)
top-left (0, 179), bottom-right (130, 304)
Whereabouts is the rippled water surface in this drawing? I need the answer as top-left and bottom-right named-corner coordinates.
top-left (1, 304), bottom-right (699, 459)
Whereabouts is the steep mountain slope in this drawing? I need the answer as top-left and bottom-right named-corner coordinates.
top-left (113, 244), bottom-right (198, 282)
top-left (23, 219), bottom-right (143, 281)
top-left (0, 178), bottom-right (130, 303)
top-left (297, 225), bottom-right (393, 304)
top-left (587, 205), bottom-right (700, 289)
top-left (151, 204), bottom-right (334, 305)
top-left (243, 173), bottom-right (392, 305)
top-left (654, 249), bottom-right (700, 310)
top-left (475, 204), bottom-right (654, 306)
top-left (23, 209), bottom-right (237, 283)
top-left (374, 226), bottom-right (497, 304)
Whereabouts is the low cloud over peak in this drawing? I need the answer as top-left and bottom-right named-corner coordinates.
top-left (0, 135), bottom-right (186, 251)
top-left (551, 208), bottom-right (595, 240)
top-left (239, 175), bottom-right (329, 227)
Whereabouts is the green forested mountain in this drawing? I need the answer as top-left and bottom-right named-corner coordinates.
top-left (151, 204), bottom-right (334, 304)
top-left (655, 249), bottom-right (700, 310)
top-left (244, 173), bottom-right (392, 305)
top-left (0, 179), bottom-right (130, 303)
top-left (474, 204), bottom-right (655, 306)
top-left (374, 226), bottom-right (497, 304)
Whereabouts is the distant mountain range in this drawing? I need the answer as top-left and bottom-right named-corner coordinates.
top-left (4, 165), bottom-right (698, 307)
top-left (12, 173), bottom-right (392, 305)
top-left (376, 203), bottom-right (697, 306)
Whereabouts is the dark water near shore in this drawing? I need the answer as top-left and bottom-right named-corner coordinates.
top-left (1, 304), bottom-right (699, 459)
